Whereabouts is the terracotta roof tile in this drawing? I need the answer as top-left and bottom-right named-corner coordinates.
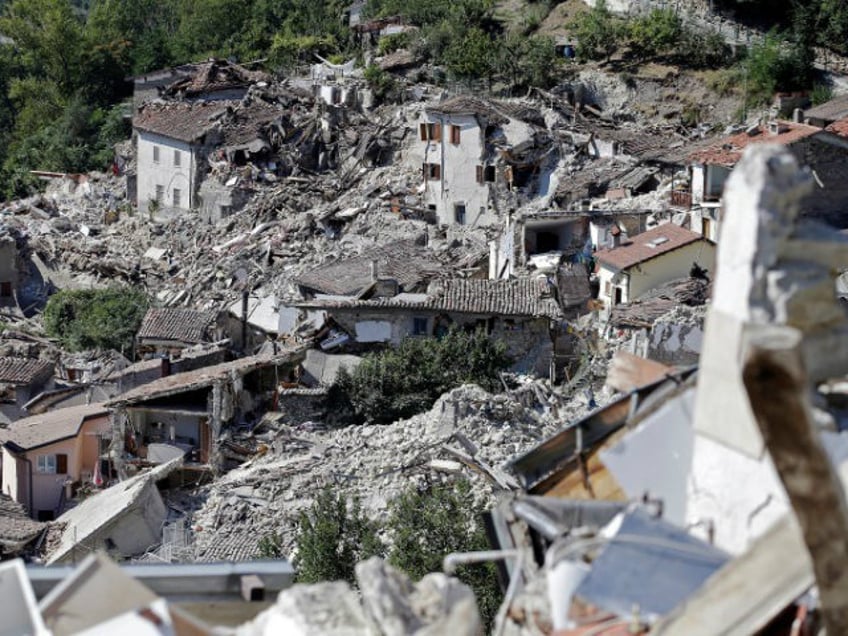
top-left (0, 357), bottom-right (53, 386)
top-left (137, 308), bottom-right (218, 344)
top-left (596, 224), bottom-right (708, 271)
top-left (133, 101), bottom-right (232, 143)
top-left (688, 121), bottom-right (822, 167)
top-left (825, 117), bottom-right (848, 138)
top-left (297, 278), bottom-right (563, 320)
top-left (0, 402), bottom-right (108, 451)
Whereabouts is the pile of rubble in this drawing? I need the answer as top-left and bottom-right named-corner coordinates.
top-left (189, 379), bottom-right (600, 562)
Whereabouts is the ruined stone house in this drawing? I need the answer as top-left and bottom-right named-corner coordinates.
top-left (0, 357), bottom-right (54, 423)
top-left (135, 307), bottom-right (221, 360)
top-left (407, 95), bottom-right (553, 227)
top-left (295, 277), bottom-right (564, 376)
top-left (682, 120), bottom-right (848, 238)
top-left (105, 349), bottom-right (304, 474)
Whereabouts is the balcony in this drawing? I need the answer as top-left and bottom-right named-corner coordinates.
top-left (670, 190), bottom-right (692, 209)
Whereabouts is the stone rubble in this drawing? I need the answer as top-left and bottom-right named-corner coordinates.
top-left (189, 379), bottom-right (600, 562)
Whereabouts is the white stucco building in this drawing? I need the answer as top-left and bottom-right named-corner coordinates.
top-left (595, 223), bottom-right (716, 307)
top-left (133, 101), bottom-right (230, 214)
top-left (405, 96), bottom-right (541, 227)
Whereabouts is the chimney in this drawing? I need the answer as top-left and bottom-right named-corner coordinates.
top-left (610, 225), bottom-right (622, 248)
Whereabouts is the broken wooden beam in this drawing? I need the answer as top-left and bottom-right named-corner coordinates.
top-left (742, 325), bottom-right (848, 635)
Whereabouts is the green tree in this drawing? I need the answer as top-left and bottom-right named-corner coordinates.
top-left (626, 8), bottom-right (681, 61)
top-left (0, 0), bottom-right (84, 95)
top-left (387, 481), bottom-right (501, 628)
top-left (43, 287), bottom-right (149, 354)
top-left (330, 328), bottom-right (512, 425)
top-left (294, 487), bottom-right (384, 585)
top-left (571, 0), bottom-right (623, 62)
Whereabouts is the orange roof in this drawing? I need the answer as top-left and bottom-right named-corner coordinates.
top-left (688, 121), bottom-right (822, 167)
top-left (596, 224), bottom-right (708, 271)
top-left (825, 117), bottom-right (848, 138)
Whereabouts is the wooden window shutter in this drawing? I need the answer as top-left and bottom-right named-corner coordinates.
top-left (433, 123), bottom-right (442, 141)
top-left (56, 454), bottom-right (68, 474)
top-left (433, 164), bottom-right (440, 179)
top-left (476, 165), bottom-right (484, 183)
top-left (419, 123), bottom-right (427, 141)
top-left (451, 125), bottom-right (461, 144)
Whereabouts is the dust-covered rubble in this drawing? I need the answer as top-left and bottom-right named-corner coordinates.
top-left (189, 380), bottom-right (601, 562)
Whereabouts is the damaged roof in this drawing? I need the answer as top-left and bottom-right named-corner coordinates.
top-left (219, 99), bottom-right (285, 148)
top-left (0, 357), bottom-right (52, 386)
top-left (133, 101), bottom-right (232, 143)
top-left (0, 403), bottom-right (108, 451)
top-left (137, 308), bottom-right (218, 344)
top-left (426, 95), bottom-right (544, 127)
top-left (688, 121), bottom-right (825, 167)
top-left (107, 348), bottom-right (304, 407)
top-left (162, 59), bottom-right (270, 98)
top-left (596, 224), bottom-right (710, 271)
top-left (295, 239), bottom-right (441, 296)
top-left (805, 94), bottom-right (848, 122)
top-left (610, 278), bottom-right (710, 328)
top-left (0, 494), bottom-right (44, 550)
top-left (297, 278), bottom-right (563, 320)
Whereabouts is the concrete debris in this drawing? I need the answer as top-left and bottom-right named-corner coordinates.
top-left (189, 380), bottom-right (596, 561)
top-left (238, 557), bottom-right (479, 636)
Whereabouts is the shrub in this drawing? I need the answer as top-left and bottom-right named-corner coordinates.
top-left (330, 328), bottom-right (512, 425)
top-left (571, 0), bottom-right (624, 62)
top-left (295, 487), bottom-right (384, 585)
top-left (626, 8), bottom-right (681, 61)
top-left (43, 286), bottom-right (149, 354)
top-left (387, 480), bottom-right (502, 628)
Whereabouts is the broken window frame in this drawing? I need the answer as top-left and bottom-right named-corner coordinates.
top-left (423, 163), bottom-right (441, 180)
top-left (419, 122), bottom-right (442, 142)
top-left (153, 145), bottom-right (160, 164)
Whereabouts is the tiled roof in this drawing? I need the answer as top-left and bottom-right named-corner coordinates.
top-left (296, 240), bottom-right (441, 296)
top-left (596, 224), bottom-right (708, 271)
top-left (137, 308), bottom-right (217, 344)
top-left (133, 101), bottom-right (232, 143)
top-left (825, 117), bottom-right (848, 138)
top-left (0, 493), bottom-right (44, 548)
top-left (0, 403), bottom-right (108, 451)
top-left (163, 59), bottom-right (270, 98)
top-left (0, 357), bottom-right (53, 386)
top-left (688, 122), bottom-right (822, 167)
top-left (297, 278), bottom-right (563, 320)
top-left (805, 94), bottom-right (848, 122)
